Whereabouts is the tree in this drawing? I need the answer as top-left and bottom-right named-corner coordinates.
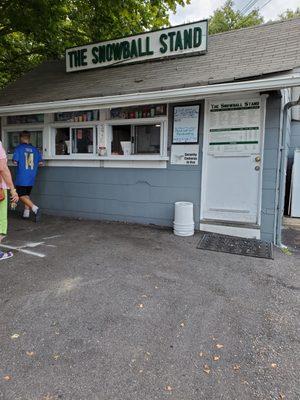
top-left (208, 0), bottom-right (263, 35)
top-left (0, 0), bottom-right (189, 88)
top-left (279, 8), bottom-right (300, 20)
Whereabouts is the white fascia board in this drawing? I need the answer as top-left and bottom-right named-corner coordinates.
top-left (1, 73), bottom-right (300, 115)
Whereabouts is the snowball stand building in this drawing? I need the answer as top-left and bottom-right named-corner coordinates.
top-left (0, 18), bottom-right (300, 244)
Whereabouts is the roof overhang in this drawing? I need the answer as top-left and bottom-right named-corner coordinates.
top-left (1, 72), bottom-right (300, 115)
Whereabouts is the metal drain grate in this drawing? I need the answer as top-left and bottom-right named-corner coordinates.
top-left (197, 233), bottom-right (273, 259)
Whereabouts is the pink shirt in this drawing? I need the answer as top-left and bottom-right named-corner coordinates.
top-left (0, 141), bottom-right (9, 189)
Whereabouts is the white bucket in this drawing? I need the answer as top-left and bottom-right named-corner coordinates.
top-left (121, 141), bottom-right (132, 155)
top-left (173, 202), bottom-right (194, 236)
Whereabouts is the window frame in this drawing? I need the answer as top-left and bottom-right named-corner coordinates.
top-left (1, 109), bottom-right (170, 168)
top-left (104, 117), bottom-right (168, 159)
top-left (2, 125), bottom-right (45, 158)
top-left (51, 124), bottom-right (97, 159)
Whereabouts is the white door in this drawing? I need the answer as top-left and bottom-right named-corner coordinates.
top-left (201, 98), bottom-right (265, 225)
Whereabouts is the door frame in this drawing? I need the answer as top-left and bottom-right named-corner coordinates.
top-left (200, 93), bottom-right (268, 235)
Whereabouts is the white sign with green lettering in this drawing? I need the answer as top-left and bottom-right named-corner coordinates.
top-left (66, 20), bottom-right (208, 72)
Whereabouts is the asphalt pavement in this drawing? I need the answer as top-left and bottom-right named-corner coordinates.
top-left (0, 214), bottom-right (299, 400)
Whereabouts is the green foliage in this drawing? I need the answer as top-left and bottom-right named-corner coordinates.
top-left (279, 8), bottom-right (300, 20)
top-left (208, 0), bottom-right (263, 34)
top-left (281, 246), bottom-right (292, 256)
top-left (1, 0), bottom-right (299, 89)
top-left (0, 0), bottom-right (189, 88)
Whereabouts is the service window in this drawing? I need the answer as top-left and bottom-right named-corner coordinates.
top-left (55, 128), bottom-right (70, 155)
top-left (111, 124), bottom-right (162, 155)
top-left (6, 130), bottom-right (43, 154)
top-left (55, 126), bottom-right (96, 156)
top-left (71, 127), bottom-right (94, 154)
top-left (134, 124), bottom-right (160, 154)
top-left (111, 125), bottom-right (131, 155)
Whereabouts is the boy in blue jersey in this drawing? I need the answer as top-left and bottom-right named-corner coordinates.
top-left (13, 131), bottom-right (43, 221)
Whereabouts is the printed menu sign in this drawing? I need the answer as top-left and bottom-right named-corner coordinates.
top-left (208, 99), bottom-right (261, 154)
top-left (173, 105), bottom-right (200, 143)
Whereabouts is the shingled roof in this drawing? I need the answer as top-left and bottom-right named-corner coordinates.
top-left (0, 17), bottom-right (300, 107)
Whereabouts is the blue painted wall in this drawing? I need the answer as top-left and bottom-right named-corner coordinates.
top-left (31, 102), bottom-right (204, 228)
top-left (261, 93), bottom-right (281, 242)
top-left (32, 164), bottom-right (202, 227)
top-left (26, 95), bottom-right (281, 242)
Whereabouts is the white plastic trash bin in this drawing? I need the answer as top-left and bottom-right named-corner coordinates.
top-left (173, 202), bottom-right (194, 236)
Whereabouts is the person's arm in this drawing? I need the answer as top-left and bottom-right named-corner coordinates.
top-left (0, 160), bottom-right (18, 203)
top-left (12, 148), bottom-right (19, 166)
top-left (38, 149), bottom-right (43, 167)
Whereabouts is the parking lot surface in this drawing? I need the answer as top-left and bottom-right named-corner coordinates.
top-left (0, 215), bottom-right (299, 400)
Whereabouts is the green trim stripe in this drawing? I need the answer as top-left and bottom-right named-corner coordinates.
top-left (210, 127), bottom-right (259, 132)
top-left (209, 141), bottom-right (259, 146)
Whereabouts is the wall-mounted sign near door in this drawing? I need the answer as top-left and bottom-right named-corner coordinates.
top-left (171, 144), bottom-right (199, 165)
top-left (172, 105), bottom-right (200, 144)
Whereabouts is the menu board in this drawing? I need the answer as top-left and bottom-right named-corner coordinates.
top-left (208, 99), bottom-right (261, 155)
top-left (173, 105), bottom-right (199, 143)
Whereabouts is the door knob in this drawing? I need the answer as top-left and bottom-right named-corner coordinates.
top-left (255, 156), bottom-right (261, 162)
top-left (255, 165), bottom-right (260, 171)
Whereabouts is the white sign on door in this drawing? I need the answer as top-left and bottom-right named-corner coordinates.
top-left (208, 100), bottom-right (260, 155)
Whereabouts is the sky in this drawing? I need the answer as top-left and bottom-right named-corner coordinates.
top-left (170, 0), bottom-right (300, 25)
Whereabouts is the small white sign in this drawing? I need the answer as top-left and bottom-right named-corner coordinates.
top-left (173, 105), bottom-right (200, 143)
top-left (171, 144), bottom-right (199, 165)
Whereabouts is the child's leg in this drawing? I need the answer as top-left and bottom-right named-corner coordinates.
top-left (19, 195), bottom-right (34, 210)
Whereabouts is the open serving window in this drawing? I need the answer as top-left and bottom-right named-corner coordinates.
top-left (2, 106), bottom-right (169, 167)
top-left (105, 104), bottom-right (168, 159)
top-left (54, 126), bottom-right (96, 156)
top-left (111, 124), bottom-right (161, 156)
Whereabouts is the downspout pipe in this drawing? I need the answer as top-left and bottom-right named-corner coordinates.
top-left (275, 94), bottom-right (300, 246)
